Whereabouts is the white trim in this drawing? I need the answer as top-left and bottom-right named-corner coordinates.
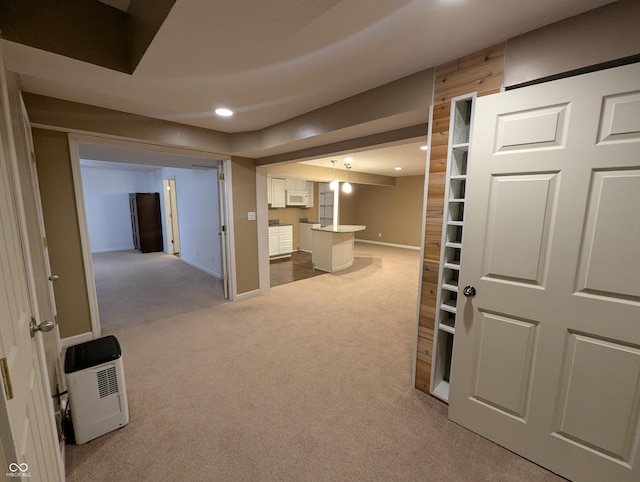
top-left (59, 332), bottom-right (94, 350)
top-left (355, 239), bottom-right (420, 251)
top-left (68, 134), bottom-right (102, 339)
top-left (91, 247), bottom-right (134, 254)
top-left (256, 167), bottom-right (270, 294)
top-left (234, 288), bottom-right (260, 301)
top-left (413, 98), bottom-right (435, 389)
top-left (223, 159), bottom-right (237, 300)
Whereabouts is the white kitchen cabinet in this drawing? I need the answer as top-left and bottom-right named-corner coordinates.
top-left (305, 181), bottom-right (314, 208)
top-left (298, 222), bottom-right (320, 252)
top-left (271, 178), bottom-right (286, 208)
top-left (278, 225), bottom-right (293, 253)
top-left (268, 226), bottom-right (279, 256)
top-left (268, 225), bottom-right (293, 258)
top-left (285, 178), bottom-right (306, 191)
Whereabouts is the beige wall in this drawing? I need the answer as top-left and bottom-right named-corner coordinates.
top-left (504, 0), bottom-right (640, 86)
top-left (32, 128), bottom-right (92, 338)
top-left (352, 176), bottom-right (424, 247)
top-left (231, 156), bottom-right (260, 294)
top-left (338, 188), bottom-right (358, 226)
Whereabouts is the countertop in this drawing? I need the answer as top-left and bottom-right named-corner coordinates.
top-left (312, 225), bottom-right (366, 233)
top-left (268, 223), bottom-right (292, 227)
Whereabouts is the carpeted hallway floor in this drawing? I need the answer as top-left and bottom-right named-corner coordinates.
top-left (66, 244), bottom-right (562, 481)
top-left (92, 250), bottom-right (226, 329)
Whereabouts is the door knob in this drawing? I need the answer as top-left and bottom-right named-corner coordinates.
top-left (463, 286), bottom-right (476, 297)
top-left (48, 274), bottom-right (59, 282)
top-left (30, 319), bottom-right (55, 337)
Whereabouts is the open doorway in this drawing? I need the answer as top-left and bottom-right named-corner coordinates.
top-left (74, 139), bottom-right (231, 331)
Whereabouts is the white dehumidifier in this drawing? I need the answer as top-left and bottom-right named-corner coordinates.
top-left (64, 335), bottom-right (129, 444)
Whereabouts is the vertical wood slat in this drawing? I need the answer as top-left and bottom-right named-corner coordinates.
top-left (415, 43), bottom-right (506, 396)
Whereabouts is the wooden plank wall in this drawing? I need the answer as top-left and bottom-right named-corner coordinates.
top-left (415, 43), bottom-right (506, 395)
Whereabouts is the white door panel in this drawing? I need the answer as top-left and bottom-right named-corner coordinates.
top-left (449, 62), bottom-right (640, 482)
top-left (0, 45), bottom-right (62, 481)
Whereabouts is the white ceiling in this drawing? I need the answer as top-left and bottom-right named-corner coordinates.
top-left (300, 139), bottom-right (427, 177)
top-left (3, 0), bottom-right (615, 177)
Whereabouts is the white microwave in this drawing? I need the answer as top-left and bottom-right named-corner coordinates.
top-left (286, 190), bottom-right (308, 206)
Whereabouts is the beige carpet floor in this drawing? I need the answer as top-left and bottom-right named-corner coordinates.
top-left (92, 250), bottom-right (226, 329)
top-left (67, 244), bottom-right (562, 481)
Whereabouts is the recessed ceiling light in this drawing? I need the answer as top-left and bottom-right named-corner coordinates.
top-left (344, 157), bottom-right (353, 163)
top-left (395, 167), bottom-right (403, 171)
top-left (215, 108), bottom-right (234, 117)
top-left (420, 145), bottom-right (428, 151)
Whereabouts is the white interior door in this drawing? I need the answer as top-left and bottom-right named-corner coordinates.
top-left (0, 48), bottom-right (63, 480)
top-left (449, 62), bottom-right (640, 482)
top-left (163, 178), bottom-right (181, 255)
top-left (168, 178), bottom-right (180, 255)
top-left (14, 94), bottom-right (65, 395)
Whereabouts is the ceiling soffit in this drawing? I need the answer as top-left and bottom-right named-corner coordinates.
top-left (0, 0), bottom-right (175, 73)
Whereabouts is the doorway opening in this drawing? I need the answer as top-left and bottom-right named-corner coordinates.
top-left (72, 138), bottom-right (232, 333)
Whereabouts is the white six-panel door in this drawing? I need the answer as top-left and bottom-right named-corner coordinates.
top-left (449, 62), bottom-right (640, 482)
top-left (0, 48), bottom-right (62, 480)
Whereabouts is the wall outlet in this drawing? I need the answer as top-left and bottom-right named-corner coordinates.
top-left (378, 232), bottom-right (382, 237)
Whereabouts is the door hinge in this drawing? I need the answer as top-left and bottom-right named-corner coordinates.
top-left (42, 236), bottom-right (47, 249)
top-left (0, 357), bottom-right (14, 400)
top-left (30, 151), bottom-right (36, 164)
top-left (219, 173), bottom-right (225, 181)
top-left (221, 225), bottom-right (226, 233)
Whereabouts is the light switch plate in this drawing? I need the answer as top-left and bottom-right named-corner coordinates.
top-left (248, 211), bottom-right (256, 221)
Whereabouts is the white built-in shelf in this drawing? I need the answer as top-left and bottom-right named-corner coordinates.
top-left (432, 380), bottom-right (450, 401)
top-left (444, 261), bottom-right (461, 270)
top-left (431, 93), bottom-right (475, 404)
top-left (440, 300), bottom-right (457, 313)
top-left (440, 317), bottom-right (456, 333)
top-left (442, 282), bottom-right (458, 292)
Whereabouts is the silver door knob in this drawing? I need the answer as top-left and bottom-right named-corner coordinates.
top-left (463, 286), bottom-right (476, 297)
top-left (30, 319), bottom-right (55, 337)
top-left (48, 274), bottom-right (59, 282)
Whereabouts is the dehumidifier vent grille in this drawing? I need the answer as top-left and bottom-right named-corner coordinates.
top-left (96, 366), bottom-right (118, 398)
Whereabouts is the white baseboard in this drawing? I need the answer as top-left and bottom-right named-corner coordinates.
top-left (235, 289), bottom-right (260, 301)
top-left (179, 257), bottom-right (222, 279)
top-left (91, 246), bottom-right (134, 254)
top-left (355, 239), bottom-right (420, 251)
top-left (60, 332), bottom-right (94, 350)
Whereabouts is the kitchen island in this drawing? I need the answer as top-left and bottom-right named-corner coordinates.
top-left (311, 225), bottom-right (366, 272)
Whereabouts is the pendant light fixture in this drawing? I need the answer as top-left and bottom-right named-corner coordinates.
top-left (342, 163), bottom-right (352, 193)
top-left (329, 160), bottom-right (339, 191)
